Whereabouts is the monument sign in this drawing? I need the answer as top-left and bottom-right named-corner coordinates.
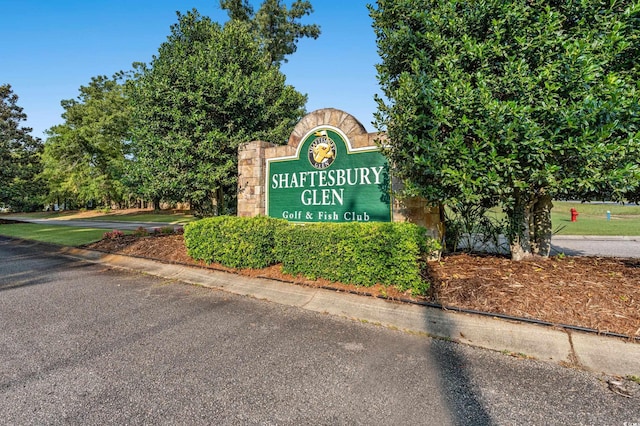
top-left (266, 126), bottom-right (391, 222)
top-left (238, 108), bottom-right (442, 238)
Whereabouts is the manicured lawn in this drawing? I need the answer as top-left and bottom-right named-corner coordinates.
top-left (552, 201), bottom-right (640, 216)
top-left (464, 201), bottom-right (640, 236)
top-left (551, 201), bottom-right (640, 235)
top-left (551, 213), bottom-right (640, 236)
top-left (0, 223), bottom-right (127, 246)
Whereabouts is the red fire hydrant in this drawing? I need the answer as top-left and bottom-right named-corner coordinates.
top-left (570, 207), bottom-right (579, 222)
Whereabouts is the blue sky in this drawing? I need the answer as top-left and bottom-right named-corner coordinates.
top-left (1, 0), bottom-right (381, 139)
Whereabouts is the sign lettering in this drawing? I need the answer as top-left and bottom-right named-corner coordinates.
top-left (266, 127), bottom-right (391, 222)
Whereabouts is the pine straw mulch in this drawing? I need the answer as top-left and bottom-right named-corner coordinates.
top-left (83, 234), bottom-right (640, 340)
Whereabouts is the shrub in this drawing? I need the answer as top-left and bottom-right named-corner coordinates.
top-left (184, 217), bottom-right (440, 296)
top-left (159, 226), bottom-right (175, 235)
top-left (274, 222), bottom-right (439, 295)
top-left (184, 216), bottom-right (289, 269)
top-left (149, 227), bottom-right (175, 235)
top-left (103, 229), bottom-right (124, 240)
top-left (133, 226), bottom-right (149, 237)
top-left (444, 203), bottom-right (507, 254)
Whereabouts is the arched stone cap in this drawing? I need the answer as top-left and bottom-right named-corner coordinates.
top-left (287, 108), bottom-right (369, 149)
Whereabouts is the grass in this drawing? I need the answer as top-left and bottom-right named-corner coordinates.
top-left (552, 201), bottom-right (640, 216)
top-left (457, 201), bottom-right (640, 236)
top-left (0, 208), bottom-right (189, 246)
top-left (552, 201), bottom-right (640, 236)
top-left (0, 223), bottom-right (129, 246)
top-left (551, 214), bottom-right (640, 236)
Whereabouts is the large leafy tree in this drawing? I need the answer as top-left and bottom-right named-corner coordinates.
top-left (220, 0), bottom-right (320, 66)
top-left (371, 0), bottom-right (640, 259)
top-left (0, 84), bottom-right (44, 211)
top-left (41, 74), bottom-right (132, 208)
top-left (129, 10), bottom-right (307, 216)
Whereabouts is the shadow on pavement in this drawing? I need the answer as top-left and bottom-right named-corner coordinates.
top-left (427, 314), bottom-right (494, 425)
top-left (0, 238), bottom-right (95, 292)
top-left (550, 244), bottom-right (585, 257)
top-left (0, 260), bottom-right (94, 293)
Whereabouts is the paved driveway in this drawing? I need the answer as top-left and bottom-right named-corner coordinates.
top-left (1, 240), bottom-right (638, 424)
top-left (4, 217), bottom-right (182, 232)
top-left (551, 235), bottom-right (640, 258)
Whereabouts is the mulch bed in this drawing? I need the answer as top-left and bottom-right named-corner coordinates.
top-left (84, 234), bottom-right (640, 340)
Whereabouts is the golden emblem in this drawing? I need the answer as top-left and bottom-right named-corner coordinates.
top-left (308, 130), bottom-right (337, 169)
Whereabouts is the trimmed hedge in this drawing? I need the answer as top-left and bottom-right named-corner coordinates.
top-left (184, 216), bottom-right (288, 269)
top-left (184, 216), bottom-right (440, 295)
top-left (274, 222), bottom-right (439, 294)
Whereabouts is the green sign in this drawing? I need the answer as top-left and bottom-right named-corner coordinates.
top-left (267, 127), bottom-right (391, 222)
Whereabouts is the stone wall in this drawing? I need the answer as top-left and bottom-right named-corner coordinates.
top-left (237, 108), bottom-right (443, 239)
top-left (237, 140), bottom-right (272, 218)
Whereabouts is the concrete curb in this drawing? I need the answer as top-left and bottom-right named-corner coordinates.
top-left (52, 244), bottom-right (639, 378)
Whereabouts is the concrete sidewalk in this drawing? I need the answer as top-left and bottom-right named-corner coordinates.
top-left (43, 243), bottom-right (639, 378)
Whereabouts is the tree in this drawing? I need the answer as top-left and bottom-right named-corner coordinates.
top-left (0, 84), bottom-right (44, 211)
top-left (129, 10), bottom-right (307, 216)
top-left (41, 74), bottom-right (132, 208)
top-left (370, 0), bottom-right (640, 259)
top-left (220, 0), bottom-right (320, 66)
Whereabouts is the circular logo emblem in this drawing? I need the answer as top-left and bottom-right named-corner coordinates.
top-left (308, 130), bottom-right (337, 169)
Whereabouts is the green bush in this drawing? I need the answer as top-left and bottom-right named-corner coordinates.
top-left (444, 203), bottom-right (507, 254)
top-left (184, 216), bottom-right (288, 269)
top-left (184, 217), bottom-right (440, 296)
top-left (274, 222), bottom-right (439, 295)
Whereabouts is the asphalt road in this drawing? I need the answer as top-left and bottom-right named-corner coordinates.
top-left (1, 241), bottom-right (638, 425)
top-left (5, 217), bottom-right (183, 232)
top-left (551, 235), bottom-right (640, 258)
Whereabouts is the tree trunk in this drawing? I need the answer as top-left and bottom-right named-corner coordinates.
top-left (216, 187), bottom-right (226, 216)
top-left (508, 190), bottom-right (535, 261)
top-left (532, 194), bottom-right (553, 257)
top-left (508, 190), bottom-right (554, 260)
